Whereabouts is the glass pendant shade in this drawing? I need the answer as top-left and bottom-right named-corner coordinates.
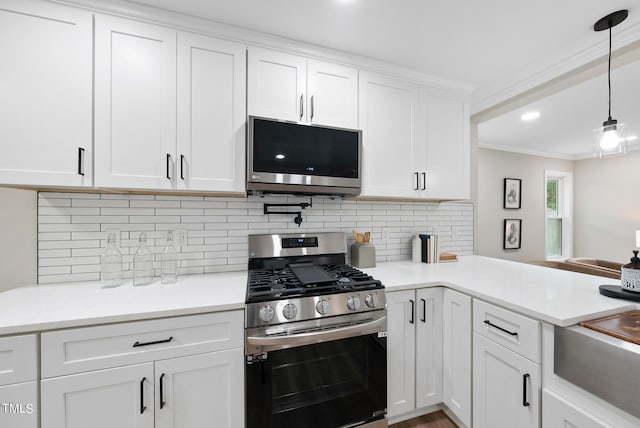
top-left (593, 120), bottom-right (627, 157)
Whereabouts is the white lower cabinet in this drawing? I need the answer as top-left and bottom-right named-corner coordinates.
top-left (542, 389), bottom-right (612, 428)
top-left (0, 382), bottom-right (38, 428)
top-left (442, 289), bottom-right (472, 427)
top-left (473, 333), bottom-right (540, 428)
top-left (41, 363), bottom-right (155, 428)
top-left (40, 312), bottom-right (244, 428)
top-left (387, 288), bottom-right (443, 419)
top-left (154, 349), bottom-right (243, 428)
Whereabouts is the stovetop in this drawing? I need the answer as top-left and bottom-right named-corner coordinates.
top-left (246, 263), bottom-right (383, 303)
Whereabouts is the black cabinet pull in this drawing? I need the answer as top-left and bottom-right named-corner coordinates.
top-left (421, 172), bottom-right (426, 190)
top-left (166, 153), bottom-right (171, 179)
top-left (414, 172), bottom-right (419, 190)
top-left (420, 298), bottom-right (426, 323)
top-left (484, 319), bottom-right (518, 336)
top-left (522, 373), bottom-right (530, 407)
top-left (159, 373), bottom-right (166, 409)
top-left (140, 377), bottom-right (147, 414)
top-left (409, 299), bottom-right (415, 324)
top-left (299, 94), bottom-right (304, 119)
top-left (180, 154), bottom-right (185, 180)
top-left (133, 336), bottom-right (173, 348)
top-left (77, 147), bottom-right (85, 176)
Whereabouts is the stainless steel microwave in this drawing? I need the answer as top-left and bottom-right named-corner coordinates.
top-left (247, 116), bottom-right (362, 196)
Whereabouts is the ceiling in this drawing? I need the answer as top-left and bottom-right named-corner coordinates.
top-left (123, 0), bottom-right (640, 158)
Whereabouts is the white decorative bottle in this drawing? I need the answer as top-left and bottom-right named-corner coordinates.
top-left (412, 235), bottom-right (422, 263)
top-left (133, 232), bottom-right (153, 286)
top-left (161, 231), bottom-right (178, 284)
top-left (101, 232), bottom-right (123, 287)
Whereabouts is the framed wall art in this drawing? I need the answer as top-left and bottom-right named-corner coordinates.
top-left (503, 219), bottom-right (522, 250)
top-left (504, 178), bottom-right (522, 209)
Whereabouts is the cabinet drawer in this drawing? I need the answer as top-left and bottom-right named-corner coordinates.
top-left (542, 389), bottom-right (612, 428)
top-left (42, 311), bottom-right (243, 378)
top-left (473, 299), bottom-right (540, 363)
top-left (0, 334), bottom-right (37, 386)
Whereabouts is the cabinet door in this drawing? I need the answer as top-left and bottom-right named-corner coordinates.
top-left (422, 91), bottom-right (470, 200)
top-left (0, 381), bottom-right (38, 428)
top-left (247, 47), bottom-right (306, 122)
top-left (442, 289), bottom-right (471, 427)
top-left (155, 349), bottom-right (244, 428)
top-left (542, 389), bottom-right (612, 428)
top-left (416, 288), bottom-right (443, 409)
top-left (359, 72), bottom-right (420, 198)
top-left (386, 290), bottom-right (416, 417)
top-left (95, 15), bottom-right (176, 190)
top-left (177, 33), bottom-right (246, 193)
top-left (0, 0), bottom-right (92, 187)
top-left (307, 60), bottom-right (358, 129)
top-left (41, 363), bottom-right (154, 428)
top-left (473, 333), bottom-right (540, 428)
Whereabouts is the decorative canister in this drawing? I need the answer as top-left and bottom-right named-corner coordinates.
top-left (621, 250), bottom-right (640, 292)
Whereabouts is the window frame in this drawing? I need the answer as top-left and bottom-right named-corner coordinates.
top-left (544, 170), bottom-right (572, 260)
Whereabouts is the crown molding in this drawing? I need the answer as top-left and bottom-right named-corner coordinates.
top-left (471, 21), bottom-right (640, 115)
top-left (55, 0), bottom-right (475, 94)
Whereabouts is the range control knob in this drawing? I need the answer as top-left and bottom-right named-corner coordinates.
top-left (258, 305), bottom-right (275, 322)
top-left (364, 294), bottom-right (379, 308)
top-left (316, 300), bottom-right (330, 315)
top-left (282, 303), bottom-right (298, 320)
top-left (346, 296), bottom-right (361, 311)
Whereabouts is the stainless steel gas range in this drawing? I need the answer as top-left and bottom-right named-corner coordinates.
top-left (244, 232), bottom-right (388, 428)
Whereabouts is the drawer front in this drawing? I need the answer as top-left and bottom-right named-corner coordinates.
top-left (0, 335), bottom-right (37, 386)
top-left (42, 311), bottom-right (243, 378)
top-left (473, 299), bottom-right (540, 363)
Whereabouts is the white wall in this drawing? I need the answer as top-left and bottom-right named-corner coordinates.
top-left (0, 188), bottom-right (37, 291)
top-left (574, 150), bottom-right (640, 263)
top-left (477, 148), bottom-right (573, 262)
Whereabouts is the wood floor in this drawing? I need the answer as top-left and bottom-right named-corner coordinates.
top-left (389, 410), bottom-right (458, 428)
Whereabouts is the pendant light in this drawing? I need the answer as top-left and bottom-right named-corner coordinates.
top-left (593, 10), bottom-right (628, 157)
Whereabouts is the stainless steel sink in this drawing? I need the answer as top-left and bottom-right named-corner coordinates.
top-left (554, 325), bottom-right (640, 419)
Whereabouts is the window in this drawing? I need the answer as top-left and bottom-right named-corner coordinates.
top-left (545, 171), bottom-right (572, 259)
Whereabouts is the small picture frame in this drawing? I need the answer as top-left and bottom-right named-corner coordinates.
top-left (503, 219), bottom-right (522, 250)
top-left (503, 178), bottom-right (522, 209)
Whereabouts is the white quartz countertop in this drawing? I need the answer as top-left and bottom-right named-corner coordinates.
top-left (364, 256), bottom-right (636, 327)
top-left (0, 272), bottom-right (247, 335)
top-left (0, 256), bottom-right (636, 335)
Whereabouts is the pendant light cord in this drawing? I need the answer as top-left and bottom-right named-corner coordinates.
top-left (608, 24), bottom-right (612, 120)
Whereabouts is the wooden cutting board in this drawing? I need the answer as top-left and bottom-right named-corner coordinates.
top-left (580, 310), bottom-right (640, 345)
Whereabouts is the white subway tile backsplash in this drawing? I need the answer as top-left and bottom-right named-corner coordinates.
top-left (37, 193), bottom-right (473, 284)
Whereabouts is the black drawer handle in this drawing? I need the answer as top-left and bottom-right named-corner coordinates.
top-left (484, 319), bottom-right (518, 337)
top-left (166, 153), bottom-right (172, 179)
top-left (133, 336), bottom-right (173, 348)
top-left (180, 154), bottom-right (185, 180)
top-left (409, 299), bottom-right (415, 324)
top-left (159, 373), bottom-right (166, 409)
top-left (420, 298), bottom-right (426, 323)
top-left (140, 377), bottom-right (147, 414)
top-left (522, 373), bottom-right (530, 407)
top-left (77, 147), bottom-right (85, 176)
top-left (414, 172), bottom-right (419, 190)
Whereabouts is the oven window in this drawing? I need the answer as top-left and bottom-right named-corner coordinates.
top-left (246, 333), bottom-right (386, 428)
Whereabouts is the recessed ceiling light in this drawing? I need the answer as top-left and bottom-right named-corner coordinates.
top-left (520, 111), bottom-right (540, 122)
top-left (275, 154), bottom-right (285, 160)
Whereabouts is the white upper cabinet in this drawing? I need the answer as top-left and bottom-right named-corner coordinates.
top-left (420, 90), bottom-right (470, 200)
top-left (95, 15), bottom-right (246, 193)
top-left (95, 15), bottom-right (177, 190)
top-left (307, 60), bottom-right (358, 129)
top-left (0, 0), bottom-right (92, 187)
top-left (248, 47), bottom-right (358, 129)
top-left (359, 71), bottom-right (420, 198)
top-left (176, 33), bottom-right (246, 193)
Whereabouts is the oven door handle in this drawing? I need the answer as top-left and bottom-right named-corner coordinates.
top-left (246, 315), bottom-right (386, 352)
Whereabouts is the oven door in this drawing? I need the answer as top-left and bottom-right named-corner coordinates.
top-left (245, 313), bottom-right (387, 428)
